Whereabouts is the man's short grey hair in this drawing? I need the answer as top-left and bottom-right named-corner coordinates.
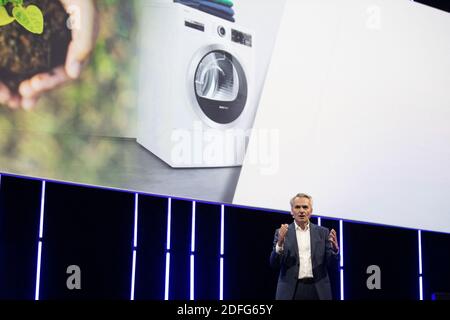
top-left (290, 193), bottom-right (313, 208)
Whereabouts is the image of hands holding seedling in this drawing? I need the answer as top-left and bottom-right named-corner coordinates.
top-left (0, 0), bottom-right (98, 110)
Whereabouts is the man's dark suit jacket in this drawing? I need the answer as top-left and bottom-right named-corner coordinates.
top-left (270, 222), bottom-right (339, 300)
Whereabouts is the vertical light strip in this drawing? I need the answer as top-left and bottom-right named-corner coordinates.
top-left (167, 198), bottom-right (172, 250)
top-left (130, 193), bottom-right (139, 300)
top-left (317, 217), bottom-right (321, 226)
top-left (164, 252), bottom-right (170, 300)
top-left (418, 230), bottom-right (423, 300)
top-left (190, 254), bottom-right (195, 301)
top-left (220, 257), bottom-right (224, 301)
top-left (38, 181), bottom-right (46, 239)
top-left (419, 276), bottom-right (423, 300)
top-left (220, 205), bottom-right (225, 300)
top-left (35, 181), bottom-right (46, 301)
top-left (164, 198), bottom-right (172, 300)
top-left (130, 251), bottom-right (137, 300)
top-left (418, 230), bottom-right (422, 275)
top-left (190, 202), bottom-right (196, 300)
top-left (191, 202), bottom-right (196, 253)
top-left (339, 220), bottom-right (344, 268)
top-left (339, 219), bottom-right (344, 300)
top-left (133, 194), bottom-right (139, 248)
top-left (35, 241), bottom-right (43, 300)
top-left (220, 205), bottom-right (224, 256)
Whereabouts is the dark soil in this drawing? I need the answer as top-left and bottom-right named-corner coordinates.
top-left (0, 0), bottom-right (71, 92)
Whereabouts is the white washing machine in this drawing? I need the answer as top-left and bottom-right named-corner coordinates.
top-left (137, 1), bottom-right (256, 168)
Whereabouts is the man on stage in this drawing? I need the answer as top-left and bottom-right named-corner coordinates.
top-left (270, 193), bottom-right (339, 300)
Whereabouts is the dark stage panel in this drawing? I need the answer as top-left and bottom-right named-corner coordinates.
top-left (415, 0), bottom-right (450, 13)
top-left (223, 206), bottom-right (289, 300)
top-left (38, 182), bottom-right (135, 299)
top-left (0, 176), bottom-right (42, 299)
top-left (134, 194), bottom-right (168, 300)
top-left (343, 222), bottom-right (419, 299)
top-left (318, 218), bottom-right (341, 300)
top-left (194, 202), bottom-right (221, 300)
top-left (165, 199), bottom-right (192, 300)
top-left (422, 231), bottom-right (450, 300)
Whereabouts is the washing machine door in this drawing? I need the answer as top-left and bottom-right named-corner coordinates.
top-left (194, 50), bottom-right (248, 125)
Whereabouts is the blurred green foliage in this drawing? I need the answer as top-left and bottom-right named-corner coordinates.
top-left (0, 0), bottom-right (142, 182)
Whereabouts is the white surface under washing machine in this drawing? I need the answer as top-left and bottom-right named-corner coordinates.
top-left (137, 1), bottom-right (256, 168)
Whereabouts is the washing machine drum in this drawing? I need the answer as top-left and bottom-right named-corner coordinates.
top-left (194, 50), bottom-right (248, 125)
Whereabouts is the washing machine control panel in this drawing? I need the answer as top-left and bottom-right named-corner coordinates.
top-left (184, 19), bottom-right (252, 47)
top-left (217, 26), bottom-right (227, 37)
top-left (231, 29), bottom-right (252, 47)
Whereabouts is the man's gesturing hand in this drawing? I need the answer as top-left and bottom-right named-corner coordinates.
top-left (329, 228), bottom-right (339, 252)
top-left (277, 224), bottom-right (289, 246)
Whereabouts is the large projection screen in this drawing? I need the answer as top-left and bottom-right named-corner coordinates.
top-left (233, 0), bottom-right (450, 233)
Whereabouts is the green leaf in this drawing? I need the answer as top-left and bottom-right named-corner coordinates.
top-left (0, 6), bottom-right (15, 26)
top-left (12, 4), bottom-right (43, 34)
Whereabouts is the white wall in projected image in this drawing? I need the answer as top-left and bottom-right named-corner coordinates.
top-left (233, 0), bottom-right (450, 233)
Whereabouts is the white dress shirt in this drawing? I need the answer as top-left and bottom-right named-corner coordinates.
top-left (276, 222), bottom-right (314, 279)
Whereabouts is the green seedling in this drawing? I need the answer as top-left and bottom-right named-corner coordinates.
top-left (0, 0), bottom-right (44, 34)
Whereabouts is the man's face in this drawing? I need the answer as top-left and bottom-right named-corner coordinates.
top-left (291, 197), bottom-right (313, 226)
